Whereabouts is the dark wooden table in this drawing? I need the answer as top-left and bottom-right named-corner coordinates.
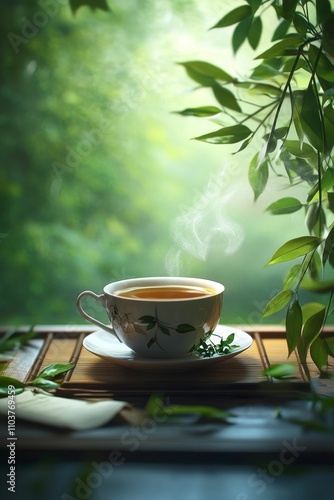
top-left (1, 324), bottom-right (334, 500)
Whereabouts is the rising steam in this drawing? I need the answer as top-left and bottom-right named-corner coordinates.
top-left (166, 167), bottom-right (244, 275)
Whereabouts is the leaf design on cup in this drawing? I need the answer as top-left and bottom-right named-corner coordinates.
top-left (139, 315), bottom-right (196, 350)
top-left (176, 324), bottom-right (196, 333)
top-left (139, 315), bottom-right (156, 330)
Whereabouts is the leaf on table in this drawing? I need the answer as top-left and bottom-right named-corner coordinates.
top-left (37, 362), bottom-right (75, 379)
top-left (263, 363), bottom-right (298, 378)
top-left (0, 375), bottom-right (26, 397)
top-left (30, 378), bottom-right (60, 391)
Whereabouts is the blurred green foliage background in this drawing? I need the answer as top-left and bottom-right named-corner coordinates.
top-left (0, 0), bottom-right (310, 326)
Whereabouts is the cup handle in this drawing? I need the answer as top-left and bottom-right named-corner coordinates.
top-left (77, 290), bottom-right (119, 339)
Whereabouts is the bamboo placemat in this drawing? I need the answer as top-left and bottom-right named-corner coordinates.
top-left (0, 324), bottom-right (321, 398)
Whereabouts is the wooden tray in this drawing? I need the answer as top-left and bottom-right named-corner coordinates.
top-left (1, 324), bottom-right (327, 403)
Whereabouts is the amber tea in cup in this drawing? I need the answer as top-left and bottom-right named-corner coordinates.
top-left (114, 285), bottom-right (215, 300)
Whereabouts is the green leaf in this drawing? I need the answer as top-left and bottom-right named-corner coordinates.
top-left (30, 378), bottom-right (60, 390)
top-left (263, 363), bottom-right (298, 378)
top-left (293, 12), bottom-right (310, 36)
top-left (262, 290), bottom-right (293, 317)
top-left (266, 197), bottom-right (303, 215)
top-left (176, 324), bottom-right (196, 333)
top-left (37, 362), bottom-right (75, 379)
top-left (211, 6), bottom-right (252, 29)
top-left (324, 104), bottom-right (334, 153)
top-left (263, 127), bottom-right (289, 153)
top-left (323, 225), bottom-right (334, 267)
top-left (247, 82), bottom-right (282, 97)
top-left (284, 140), bottom-right (316, 159)
top-left (298, 305), bottom-right (326, 364)
top-left (316, 0), bottom-right (332, 24)
top-left (303, 307), bottom-right (325, 346)
top-left (70, 0), bottom-right (110, 14)
top-left (282, 0), bottom-right (298, 21)
top-left (305, 203), bottom-right (325, 235)
top-left (272, 19), bottom-right (291, 41)
top-left (310, 337), bottom-right (328, 371)
top-left (178, 61), bottom-right (234, 85)
top-left (292, 94), bottom-right (305, 145)
top-left (308, 45), bottom-right (334, 84)
top-left (246, 0), bottom-right (262, 14)
top-left (232, 16), bottom-right (253, 54)
top-left (248, 154), bottom-right (268, 201)
top-left (286, 299), bottom-right (302, 356)
top-left (302, 280), bottom-right (334, 294)
top-left (255, 36), bottom-right (304, 59)
top-left (225, 333), bottom-right (236, 344)
top-left (234, 136), bottom-right (253, 153)
top-left (328, 193), bottom-right (334, 215)
top-left (0, 375), bottom-right (25, 390)
top-left (267, 236), bottom-right (323, 265)
top-left (0, 387), bottom-right (24, 397)
top-left (194, 124), bottom-right (251, 145)
top-left (282, 264), bottom-right (301, 290)
top-left (250, 62), bottom-right (282, 80)
top-left (248, 16), bottom-right (262, 50)
top-left (211, 85), bottom-right (241, 112)
top-left (307, 167), bottom-right (334, 203)
top-left (302, 302), bottom-right (326, 323)
top-left (308, 250), bottom-right (322, 280)
top-left (300, 83), bottom-right (324, 152)
top-left (325, 337), bottom-right (334, 358)
top-left (175, 106), bottom-right (221, 117)
top-left (322, 13), bottom-right (334, 58)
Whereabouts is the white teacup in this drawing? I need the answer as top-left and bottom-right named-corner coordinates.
top-left (77, 276), bottom-right (224, 358)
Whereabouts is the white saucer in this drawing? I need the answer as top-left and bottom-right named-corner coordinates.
top-left (82, 325), bottom-right (253, 372)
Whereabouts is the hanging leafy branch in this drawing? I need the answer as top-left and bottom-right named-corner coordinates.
top-left (176, 0), bottom-right (334, 379)
top-left (69, 0), bottom-right (110, 14)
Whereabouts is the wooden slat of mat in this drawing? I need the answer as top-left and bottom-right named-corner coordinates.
top-left (0, 339), bottom-right (44, 382)
top-left (260, 337), bottom-right (310, 383)
top-left (37, 338), bottom-right (80, 369)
